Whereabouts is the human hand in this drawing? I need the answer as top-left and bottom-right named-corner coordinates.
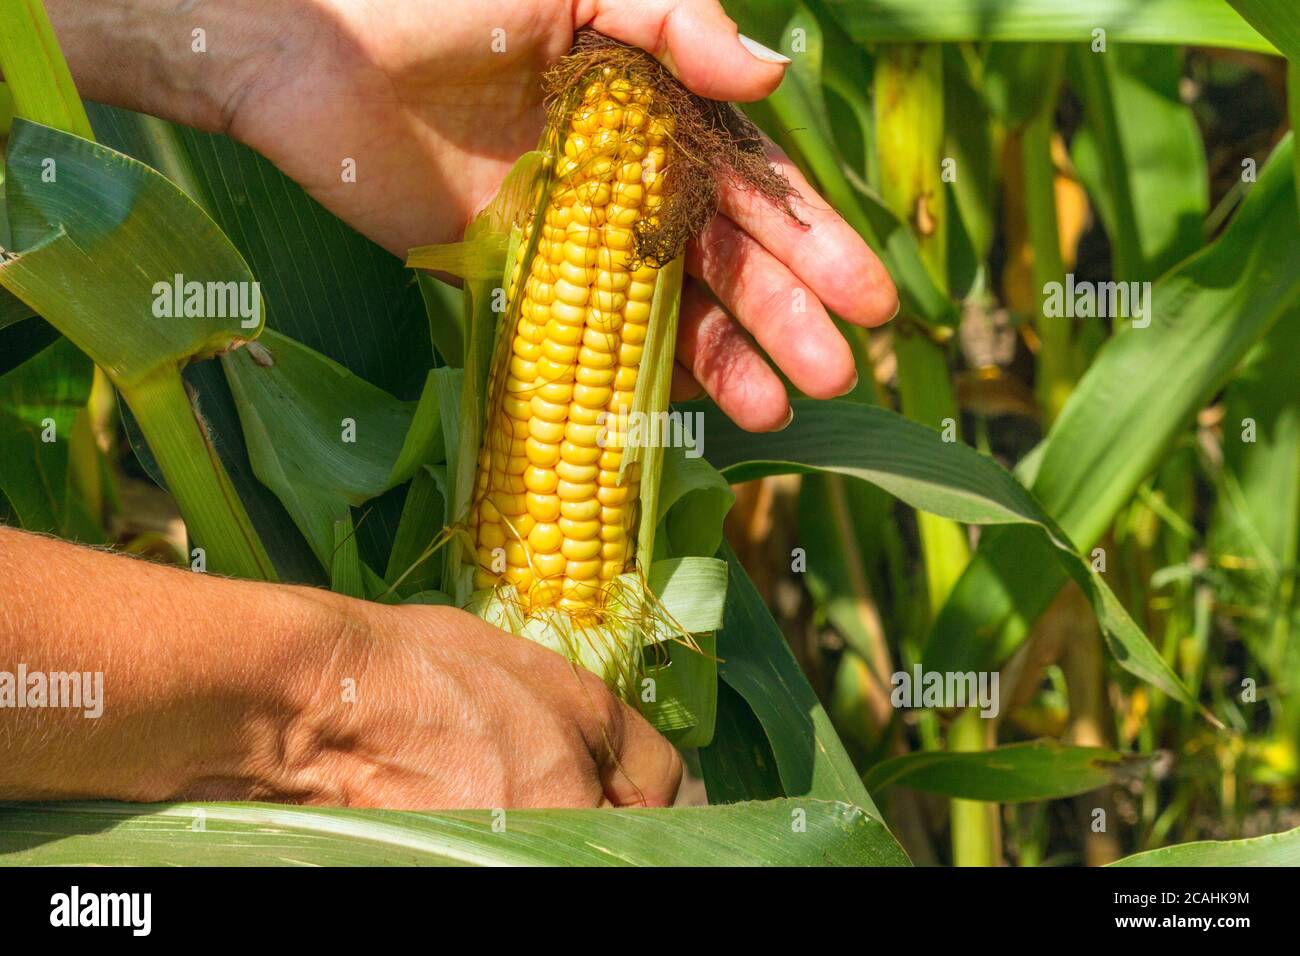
top-left (51, 0), bottom-right (898, 432)
top-left (0, 527), bottom-right (679, 808)
top-left (281, 598), bottom-right (683, 809)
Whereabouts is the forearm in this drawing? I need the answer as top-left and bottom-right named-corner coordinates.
top-left (0, 526), bottom-right (348, 801)
top-left (42, 0), bottom-right (310, 134)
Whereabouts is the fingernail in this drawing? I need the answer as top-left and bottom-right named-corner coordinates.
top-left (775, 406), bottom-right (795, 431)
top-left (838, 370), bottom-right (859, 397)
top-left (739, 33), bottom-right (791, 65)
top-left (890, 299), bottom-right (902, 321)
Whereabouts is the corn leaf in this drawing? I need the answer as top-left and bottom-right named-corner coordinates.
top-left (863, 740), bottom-right (1145, 802)
top-left (0, 336), bottom-right (92, 534)
top-left (87, 104), bottom-right (436, 580)
top-left (1112, 825), bottom-right (1300, 866)
top-left (640, 556), bottom-right (727, 745)
top-left (330, 515), bottom-right (365, 599)
top-left (696, 399), bottom-right (1201, 713)
top-left (0, 78), bottom-right (13, 135)
top-left (1071, 44), bottom-right (1208, 282)
top-left (417, 273), bottom-right (465, 369)
top-left (1, 120), bottom-right (262, 386)
top-left (0, 118), bottom-right (275, 579)
top-left (406, 235), bottom-right (507, 281)
top-left (699, 681), bottom-right (787, 803)
top-left (644, 631), bottom-right (718, 746)
top-left (628, 256), bottom-right (686, 569)
top-left (654, 444), bottom-right (735, 559)
top-left (222, 330), bottom-right (446, 580)
top-left (826, 0), bottom-right (1274, 52)
top-left (926, 134), bottom-right (1300, 675)
top-left (943, 45), bottom-right (997, 276)
top-left (0, 313), bottom-right (58, 377)
top-left (1211, 306), bottom-right (1300, 676)
top-left (0, 0), bottom-right (92, 140)
top-left (1227, 1), bottom-right (1300, 61)
top-left (88, 106), bottom-right (435, 402)
top-left (384, 465), bottom-right (448, 597)
top-left (0, 799), bottom-right (908, 866)
top-left (716, 542), bottom-right (894, 811)
top-left (0, 289), bottom-right (33, 331)
top-left (438, 152), bottom-right (549, 604)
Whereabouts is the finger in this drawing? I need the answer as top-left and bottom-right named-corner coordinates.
top-left (669, 360), bottom-right (704, 402)
top-left (676, 279), bottom-right (791, 431)
top-left (600, 704), bottom-right (683, 808)
top-left (718, 143), bottom-right (899, 327)
top-left (582, 0), bottom-right (789, 101)
top-left (687, 216), bottom-right (858, 400)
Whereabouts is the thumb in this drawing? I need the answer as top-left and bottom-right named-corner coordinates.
top-left (599, 702), bottom-right (684, 807)
top-left (581, 0), bottom-right (790, 102)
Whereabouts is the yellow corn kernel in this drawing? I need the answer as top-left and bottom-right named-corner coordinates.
top-left (524, 466), bottom-right (559, 494)
top-left (527, 522), bottom-right (562, 553)
top-left (559, 498), bottom-right (603, 528)
top-left (560, 440), bottom-right (602, 465)
top-left (532, 551), bottom-right (567, 580)
top-left (556, 460), bottom-right (598, 483)
top-left (558, 479), bottom-right (597, 502)
top-left (526, 492), bottom-right (560, 522)
top-left (576, 364), bottom-right (615, 387)
top-left (525, 437), bottom-right (560, 468)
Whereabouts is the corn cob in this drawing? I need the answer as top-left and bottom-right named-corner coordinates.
top-left (434, 34), bottom-right (795, 692)
top-left (467, 72), bottom-right (674, 619)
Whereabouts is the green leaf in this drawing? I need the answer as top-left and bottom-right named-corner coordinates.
top-left (927, 134), bottom-right (1300, 675)
top-left (1071, 45), bottom-right (1208, 282)
top-left (1227, 1), bottom-right (1300, 61)
top-left (640, 556), bottom-right (727, 746)
top-left (0, 313), bottom-right (58, 376)
top-left (982, 43), bottom-right (1065, 127)
top-left (647, 556), bottom-right (729, 635)
top-left (221, 330), bottom-right (444, 578)
top-left (826, 0), bottom-right (1275, 52)
top-left (0, 289), bottom-right (34, 331)
top-left (0, 119), bottom-right (276, 579)
top-left (88, 108), bottom-right (434, 401)
top-left (699, 681), bottom-right (787, 804)
top-left (1211, 306), bottom-right (1300, 671)
top-left (654, 444), bottom-right (735, 559)
top-left (0, 78), bottom-right (13, 136)
top-left (799, 472), bottom-right (897, 671)
top-left (384, 465), bottom-right (447, 597)
top-left (0, 799), bottom-right (906, 866)
top-left (716, 542), bottom-right (895, 813)
top-left (0, 0), bottom-right (93, 139)
top-left (0, 336), bottom-right (91, 533)
top-left (1111, 825), bottom-right (1300, 866)
top-left (696, 399), bottom-right (1201, 712)
top-left (1, 120), bottom-right (262, 386)
top-left (942, 45), bottom-right (996, 273)
top-left (418, 273), bottom-right (465, 369)
top-left (864, 740), bottom-right (1142, 802)
top-left (330, 515), bottom-right (365, 599)
top-left (644, 630), bottom-right (718, 747)
top-left (86, 105), bottom-right (435, 578)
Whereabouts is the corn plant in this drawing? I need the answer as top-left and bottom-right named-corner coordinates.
top-left (1, 0), bottom-right (1298, 866)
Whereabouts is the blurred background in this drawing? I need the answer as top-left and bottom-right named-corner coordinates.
top-left (703, 0), bottom-right (1298, 865)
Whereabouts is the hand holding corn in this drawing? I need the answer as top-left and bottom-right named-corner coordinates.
top-left (48, 0), bottom-right (898, 432)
